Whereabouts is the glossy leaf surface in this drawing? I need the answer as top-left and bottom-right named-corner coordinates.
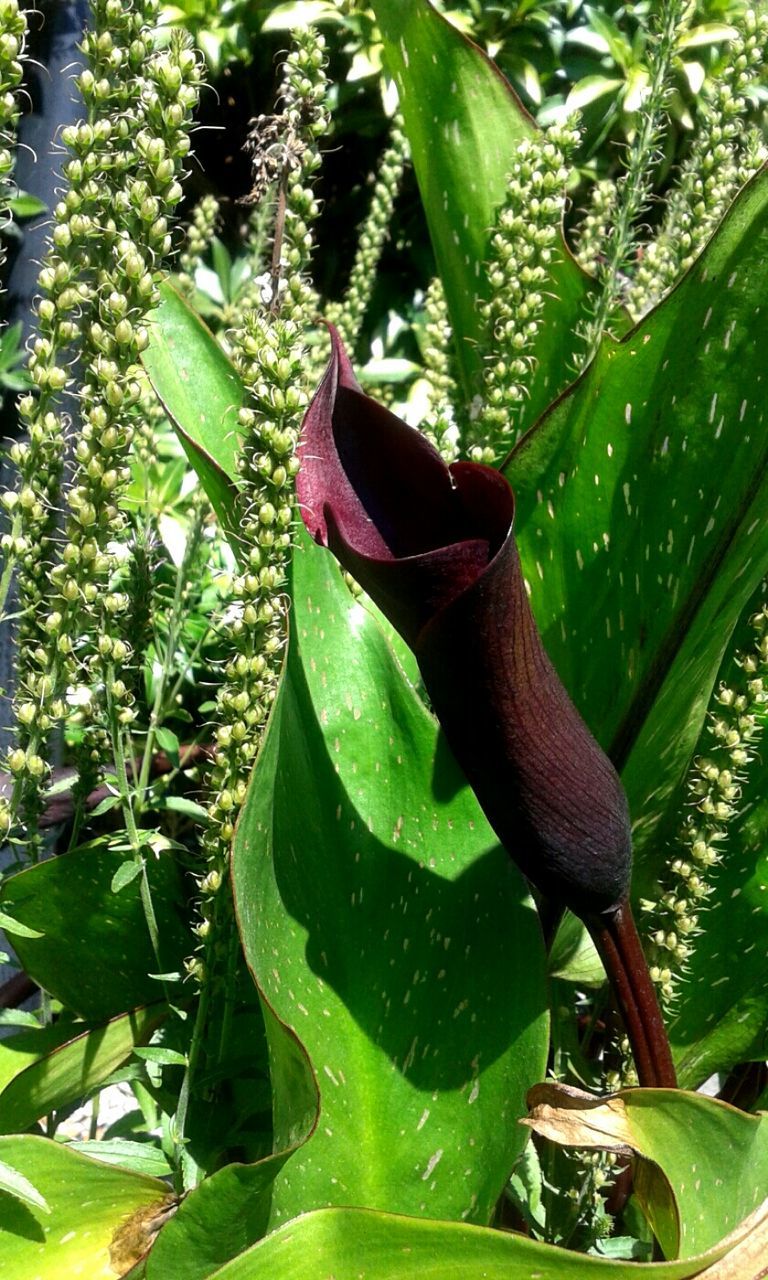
top-left (146, 1158), bottom-right (287, 1280)
top-left (0, 846), bottom-right (188, 1020)
top-left (0, 1007), bottom-right (161, 1133)
top-left (204, 1203), bottom-right (763, 1279)
top-left (505, 167), bottom-right (768, 866)
top-left (0, 1135), bottom-right (168, 1279)
top-left (232, 528), bottom-right (548, 1229)
top-left (143, 281), bottom-right (242, 540)
top-left (371, 0), bottom-right (592, 417)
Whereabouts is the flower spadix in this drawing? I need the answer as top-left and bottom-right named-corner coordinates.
top-left (297, 327), bottom-right (631, 921)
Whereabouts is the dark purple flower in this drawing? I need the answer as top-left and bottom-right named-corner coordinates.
top-left (297, 327), bottom-right (631, 921)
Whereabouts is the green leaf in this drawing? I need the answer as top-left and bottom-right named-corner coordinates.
top-left (526, 1085), bottom-right (768, 1260)
top-left (232, 528), bottom-right (548, 1231)
top-left (155, 725), bottom-right (181, 766)
top-left (0, 1159), bottom-right (49, 1214)
top-left (505, 166), bottom-right (768, 866)
top-left (0, 845), bottom-right (189, 1021)
top-left (7, 192), bottom-right (46, 218)
top-left (0, 909), bottom-right (43, 940)
top-left (143, 281), bottom-right (243, 542)
top-left (0, 1007), bottom-right (162, 1134)
top-left (0, 1134), bottom-right (169, 1279)
top-left (210, 237), bottom-right (232, 302)
top-left (133, 1046), bottom-right (187, 1067)
top-left (146, 1158), bottom-right (287, 1280)
top-left (370, 0), bottom-right (593, 419)
top-left (66, 1138), bottom-right (172, 1178)
top-left (111, 859), bottom-right (144, 894)
top-left (189, 1203), bottom-right (764, 1279)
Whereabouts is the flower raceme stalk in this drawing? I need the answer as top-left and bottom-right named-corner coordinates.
top-left (297, 326), bottom-right (676, 1090)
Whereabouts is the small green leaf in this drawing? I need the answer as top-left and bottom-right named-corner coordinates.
top-left (0, 1011), bottom-right (40, 1030)
top-left (0, 910), bottom-right (44, 940)
top-left (110, 860), bottom-right (144, 894)
top-left (156, 796), bottom-right (210, 822)
top-left (66, 1138), bottom-right (172, 1178)
top-left (0, 1158), bottom-right (50, 1214)
top-left (7, 192), bottom-right (46, 219)
top-left (89, 793), bottom-right (120, 818)
top-left (154, 726), bottom-right (181, 766)
top-left (133, 1047), bottom-right (187, 1067)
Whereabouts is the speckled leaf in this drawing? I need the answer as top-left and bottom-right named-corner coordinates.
top-left (0, 1134), bottom-right (169, 1279)
top-left (526, 1085), bottom-right (768, 1261)
top-left (143, 281), bottom-right (242, 542)
top-left (232, 527), bottom-right (548, 1231)
top-left (505, 166), bottom-right (768, 866)
top-left (371, 0), bottom-right (593, 418)
top-left (202, 1202), bottom-right (764, 1280)
top-left (0, 847), bottom-right (188, 1021)
top-left (0, 1006), bottom-right (161, 1134)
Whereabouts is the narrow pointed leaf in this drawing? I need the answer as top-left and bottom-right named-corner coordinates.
top-left (143, 281), bottom-right (243, 541)
top-left (0, 1006), bottom-right (162, 1133)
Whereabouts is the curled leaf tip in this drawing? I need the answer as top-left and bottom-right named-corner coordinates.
top-left (297, 328), bottom-right (632, 919)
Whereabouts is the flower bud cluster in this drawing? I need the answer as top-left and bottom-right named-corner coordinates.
top-left (574, 178), bottom-right (617, 277)
top-left (4, 3), bottom-right (201, 844)
top-left (0, 0), bottom-right (26, 262)
top-left (642, 605), bottom-right (768, 1004)
top-left (188, 315), bottom-right (307, 983)
top-left (325, 116), bottom-right (408, 351)
top-left (469, 120), bottom-right (580, 463)
top-left (273, 27), bottom-right (330, 326)
top-left (630, 8), bottom-right (768, 316)
top-left (420, 277), bottom-right (459, 464)
top-left (177, 193), bottom-right (220, 296)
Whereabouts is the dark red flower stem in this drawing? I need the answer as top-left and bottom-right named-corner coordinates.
top-left (587, 899), bottom-right (677, 1089)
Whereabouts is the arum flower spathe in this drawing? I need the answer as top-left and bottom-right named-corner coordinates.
top-left (297, 327), bottom-right (632, 921)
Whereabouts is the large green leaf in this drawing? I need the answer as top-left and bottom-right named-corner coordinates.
top-left (371, 0), bottom-right (593, 418)
top-left (0, 1134), bottom-right (169, 1279)
top-left (0, 846), bottom-right (188, 1020)
top-left (143, 281), bottom-right (243, 540)
top-left (0, 1006), bottom-right (161, 1133)
top-left (526, 1085), bottom-right (768, 1260)
top-left (146, 1157), bottom-right (287, 1280)
top-left (232, 528), bottom-right (548, 1231)
top-left (505, 166), bottom-right (768, 870)
top-left (201, 1203), bottom-right (764, 1279)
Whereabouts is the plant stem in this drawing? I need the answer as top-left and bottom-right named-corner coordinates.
top-left (587, 898), bottom-right (677, 1088)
